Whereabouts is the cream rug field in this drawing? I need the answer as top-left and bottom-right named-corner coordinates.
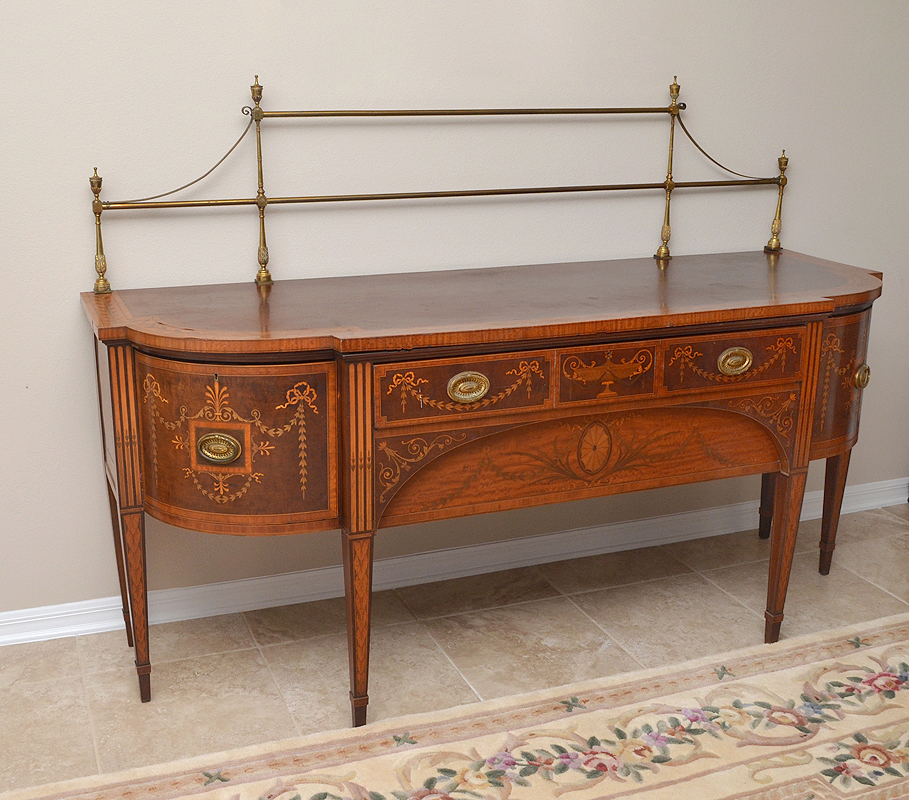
top-left (9, 613), bottom-right (909, 800)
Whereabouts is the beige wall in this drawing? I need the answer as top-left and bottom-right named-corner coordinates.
top-left (1, 1), bottom-right (906, 613)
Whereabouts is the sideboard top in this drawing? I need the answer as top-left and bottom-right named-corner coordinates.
top-left (81, 250), bottom-right (882, 357)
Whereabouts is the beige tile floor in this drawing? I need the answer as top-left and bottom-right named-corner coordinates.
top-left (2, 505), bottom-right (909, 792)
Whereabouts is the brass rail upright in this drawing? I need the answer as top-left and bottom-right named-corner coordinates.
top-left (251, 77), bottom-right (272, 286)
top-left (654, 77), bottom-right (680, 261)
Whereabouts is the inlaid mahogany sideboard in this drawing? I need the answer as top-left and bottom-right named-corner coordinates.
top-left (82, 249), bottom-right (880, 724)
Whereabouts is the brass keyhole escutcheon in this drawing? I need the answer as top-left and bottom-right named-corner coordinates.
top-left (197, 432), bottom-right (242, 464)
top-left (717, 346), bottom-right (753, 376)
top-left (447, 371), bottom-right (490, 404)
top-left (854, 363), bottom-right (871, 389)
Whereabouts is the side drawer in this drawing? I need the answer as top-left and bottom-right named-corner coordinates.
top-left (662, 328), bottom-right (804, 394)
top-left (375, 350), bottom-right (553, 427)
top-left (136, 353), bottom-right (337, 533)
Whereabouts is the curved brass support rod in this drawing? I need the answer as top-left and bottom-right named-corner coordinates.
top-left (654, 77), bottom-right (680, 260)
top-left (676, 113), bottom-right (766, 181)
top-left (90, 169), bottom-right (111, 294)
top-left (111, 117), bottom-right (255, 206)
top-left (251, 77), bottom-right (272, 286)
top-left (764, 151), bottom-right (789, 252)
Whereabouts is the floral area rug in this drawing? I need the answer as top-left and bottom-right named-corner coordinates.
top-left (9, 613), bottom-right (909, 800)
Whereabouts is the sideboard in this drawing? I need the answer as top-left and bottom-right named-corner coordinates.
top-left (82, 248), bottom-right (881, 725)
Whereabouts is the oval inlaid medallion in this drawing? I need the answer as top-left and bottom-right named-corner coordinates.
top-left (577, 421), bottom-right (612, 475)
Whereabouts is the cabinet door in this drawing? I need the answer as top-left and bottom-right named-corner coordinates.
top-left (136, 354), bottom-right (337, 534)
top-left (810, 310), bottom-right (873, 459)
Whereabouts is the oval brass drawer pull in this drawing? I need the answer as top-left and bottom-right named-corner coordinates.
top-left (447, 371), bottom-right (490, 403)
top-left (854, 363), bottom-right (871, 389)
top-left (717, 346), bottom-right (753, 376)
top-left (197, 432), bottom-right (242, 464)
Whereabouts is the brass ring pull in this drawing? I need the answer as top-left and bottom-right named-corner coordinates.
top-left (717, 346), bottom-right (753, 376)
top-left (447, 371), bottom-right (490, 404)
top-left (197, 432), bottom-right (242, 464)
top-left (854, 363), bottom-right (871, 389)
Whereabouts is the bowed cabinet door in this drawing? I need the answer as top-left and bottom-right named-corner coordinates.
top-left (135, 353), bottom-right (338, 535)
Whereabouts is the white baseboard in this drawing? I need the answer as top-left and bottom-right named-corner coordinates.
top-left (2, 476), bottom-right (906, 646)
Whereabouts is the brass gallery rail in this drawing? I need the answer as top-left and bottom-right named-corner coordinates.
top-left (89, 77), bottom-right (788, 295)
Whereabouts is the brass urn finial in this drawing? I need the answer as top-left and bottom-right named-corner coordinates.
top-left (669, 76), bottom-right (680, 109)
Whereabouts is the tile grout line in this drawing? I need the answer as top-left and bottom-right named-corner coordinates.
top-left (551, 554), bottom-right (766, 665)
top-left (543, 548), bottom-right (758, 669)
top-left (688, 560), bottom-right (774, 623)
top-left (409, 596), bottom-right (558, 621)
top-left (398, 573), bottom-right (717, 624)
top-left (75, 635), bottom-right (105, 778)
top-left (665, 527), bottom-right (819, 623)
top-left (690, 547), bottom-right (909, 631)
top-left (682, 532), bottom-right (767, 598)
top-left (424, 621), bottom-right (487, 702)
top-left (544, 564), bottom-right (651, 671)
top-left (394, 595), bottom-right (487, 704)
top-left (833, 562), bottom-right (909, 613)
top-left (874, 507), bottom-right (909, 526)
top-left (560, 593), bottom-right (648, 671)
top-left (239, 612), bottom-right (304, 738)
top-left (399, 578), bottom-right (652, 698)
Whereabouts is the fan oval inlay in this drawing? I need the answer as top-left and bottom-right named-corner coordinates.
top-left (577, 421), bottom-right (612, 475)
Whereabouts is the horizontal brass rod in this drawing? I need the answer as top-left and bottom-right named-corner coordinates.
top-left (266, 179), bottom-right (778, 205)
top-left (261, 106), bottom-right (677, 119)
top-left (103, 197), bottom-right (258, 211)
top-left (271, 183), bottom-right (667, 204)
top-left (673, 178), bottom-right (779, 188)
top-left (102, 177), bottom-right (778, 211)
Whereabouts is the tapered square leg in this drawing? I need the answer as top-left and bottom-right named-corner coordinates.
top-left (121, 510), bottom-right (150, 702)
top-left (819, 451), bottom-right (851, 575)
top-left (764, 470), bottom-right (808, 643)
top-left (343, 528), bottom-right (375, 727)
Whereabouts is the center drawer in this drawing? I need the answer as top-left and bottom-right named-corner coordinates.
top-left (374, 350), bottom-right (554, 427)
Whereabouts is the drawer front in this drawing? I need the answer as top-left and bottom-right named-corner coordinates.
top-left (663, 328), bottom-right (803, 393)
top-left (375, 350), bottom-right (553, 427)
top-left (136, 354), bottom-right (337, 530)
top-left (557, 342), bottom-right (657, 407)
